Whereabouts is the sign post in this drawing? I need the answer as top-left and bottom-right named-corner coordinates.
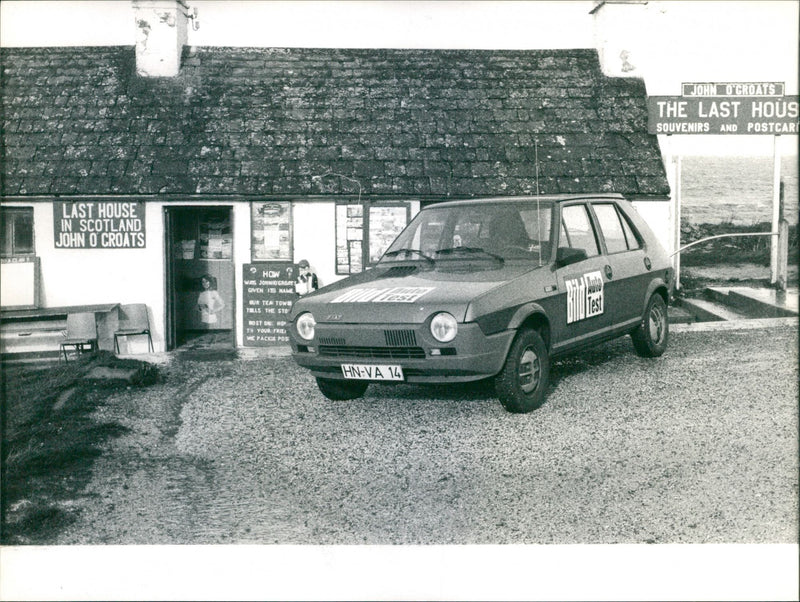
top-left (770, 136), bottom-right (782, 285)
top-left (673, 152), bottom-right (682, 289)
top-left (647, 83), bottom-right (798, 290)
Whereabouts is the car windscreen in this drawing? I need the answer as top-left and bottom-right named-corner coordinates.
top-left (380, 201), bottom-right (554, 264)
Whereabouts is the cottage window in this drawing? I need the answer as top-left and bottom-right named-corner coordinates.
top-left (0, 207), bottom-right (34, 257)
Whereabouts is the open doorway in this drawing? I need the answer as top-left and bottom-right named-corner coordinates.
top-left (164, 206), bottom-right (235, 351)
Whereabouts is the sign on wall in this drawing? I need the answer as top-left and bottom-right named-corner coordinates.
top-left (251, 201), bottom-right (292, 261)
top-left (53, 201), bottom-right (145, 248)
top-left (242, 262), bottom-right (297, 346)
top-left (648, 82), bottom-right (798, 135)
top-left (336, 203), bottom-right (364, 274)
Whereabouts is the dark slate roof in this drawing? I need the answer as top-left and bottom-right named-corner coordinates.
top-left (1, 46), bottom-right (670, 199)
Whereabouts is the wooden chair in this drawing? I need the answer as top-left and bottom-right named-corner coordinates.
top-left (114, 303), bottom-right (153, 353)
top-left (59, 312), bottom-right (98, 361)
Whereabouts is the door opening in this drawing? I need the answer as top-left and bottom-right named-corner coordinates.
top-left (165, 206), bottom-right (235, 350)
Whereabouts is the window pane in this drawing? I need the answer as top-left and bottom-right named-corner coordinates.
top-left (561, 204), bottom-right (599, 257)
top-left (0, 211), bottom-right (11, 255)
top-left (14, 213), bottom-right (34, 254)
top-left (593, 203), bottom-right (628, 254)
top-left (0, 208), bottom-right (34, 256)
top-left (519, 206), bottom-right (552, 243)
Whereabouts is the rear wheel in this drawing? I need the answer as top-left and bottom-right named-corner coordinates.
top-left (495, 328), bottom-right (550, 413)
top-left (631, 293), bottom-right (669, 357)
top-left (315, 377), bottom-right (369, 401)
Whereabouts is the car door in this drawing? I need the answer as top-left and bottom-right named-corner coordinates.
top-left (550, 202), bottom-right (612, 353)
top-left (589, 201), bottom-right (650, 332)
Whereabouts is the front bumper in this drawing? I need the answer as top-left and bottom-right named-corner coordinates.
top-left (290, 321), bottom-right (515, 383)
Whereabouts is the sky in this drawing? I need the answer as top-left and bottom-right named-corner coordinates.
top-left (1, 0), bottom-right (797, 155)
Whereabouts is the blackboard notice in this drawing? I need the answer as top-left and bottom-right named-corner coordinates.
top-left (242, 263), bottom-right (296, 346)
top-left (53, 201), bottom-right (146, 248)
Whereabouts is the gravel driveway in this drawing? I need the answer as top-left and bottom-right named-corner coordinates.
top-left (55, 322), bottom-right (798, 545)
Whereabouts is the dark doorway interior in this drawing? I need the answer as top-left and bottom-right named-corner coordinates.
top-left (165, 206), bottom-right (235, 351)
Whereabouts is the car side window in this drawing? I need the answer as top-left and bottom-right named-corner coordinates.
top-left (593, 203), bottom-right (641, 253)
top-left (618, 210), bottom-right (642, 250)
top-left (560, 204), bottom-right (599, 257)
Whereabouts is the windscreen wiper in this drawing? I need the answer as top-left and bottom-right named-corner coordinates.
top-left (436, 247), bottom-right (505, 263)
top-left (382, 248), bottom-right (435, 263)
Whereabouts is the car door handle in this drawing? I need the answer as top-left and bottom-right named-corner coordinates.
top-left (605, 265), bottom-right (613, 279)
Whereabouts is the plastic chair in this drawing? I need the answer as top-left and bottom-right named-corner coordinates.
top-left (59, 312), bottom-right (98, 361)
top-left (114, 303), bottom-right (153, 353)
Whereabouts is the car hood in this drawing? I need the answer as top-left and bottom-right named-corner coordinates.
top-left (291, 262), bottom-right (541, 324)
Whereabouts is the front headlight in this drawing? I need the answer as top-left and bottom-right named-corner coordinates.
top-left (296, 312), bottom-right (316, 341)
top-left (430, 312), bottom-right (458, 343)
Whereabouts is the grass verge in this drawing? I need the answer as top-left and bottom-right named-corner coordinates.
top-left (0, 351), bottom-right (159, 544)
top-left (680, 220), bottom-right (799, 268)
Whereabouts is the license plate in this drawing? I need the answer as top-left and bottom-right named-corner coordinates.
top-left (341, 364), bottom-right (404, 381)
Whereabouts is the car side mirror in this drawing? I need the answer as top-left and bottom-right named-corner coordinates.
top-left (556, 246), bottom-right (588, 267)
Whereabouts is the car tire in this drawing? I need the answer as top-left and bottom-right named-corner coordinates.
top-left (495, 328), bottom-right (550, 413)
top-left (631, 293), bottom-right (669, 357)
top-left (315, 377), bottom-right (369, 401)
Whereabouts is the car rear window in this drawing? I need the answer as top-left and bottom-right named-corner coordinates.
top-left (593, 203), bottom-right (642, 253)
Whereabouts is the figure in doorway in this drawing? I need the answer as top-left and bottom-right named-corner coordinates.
top-left (197, 274), bottom-right (225, 325)
top-left (295, 259), bottom-right (319, 296)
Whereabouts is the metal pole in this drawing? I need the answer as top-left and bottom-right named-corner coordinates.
top-left (770, 135), bottom-right (781, 284)
top-left (777, 219), bottom-right (789, 292)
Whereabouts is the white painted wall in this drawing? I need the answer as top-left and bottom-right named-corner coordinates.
top-left (292, 202), bottom-right (338, 290)
top-left (631, 200), bottom-right (672, 256)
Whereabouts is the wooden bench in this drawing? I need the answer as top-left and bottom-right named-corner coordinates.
top-left (1, 303), bottom-right (119, 362)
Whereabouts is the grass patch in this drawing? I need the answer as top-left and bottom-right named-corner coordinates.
top-left (1, 351), bottom-right (158, 544)
top-left (680, 221), bottom-right (799, 267)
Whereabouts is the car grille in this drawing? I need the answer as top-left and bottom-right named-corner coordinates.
top-left (318, 345), bottom-right (426, 360)
top-left (384, 329), bottom-right (417, 347)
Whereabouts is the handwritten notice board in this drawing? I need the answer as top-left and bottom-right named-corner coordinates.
top-left (242, 263), bottom-right (296, 346)
top-left (0, 256), bottom-right (40, 308)
top-left (53, 201), bottom-right (145, 248)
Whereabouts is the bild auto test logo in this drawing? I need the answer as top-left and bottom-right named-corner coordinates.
top-left (331, 287), bottom-right (435, 303)
top-left (566, 271), bottom-right (604, 324)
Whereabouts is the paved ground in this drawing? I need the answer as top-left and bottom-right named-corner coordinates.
top-left (50, 320), bottom-right (798, 547)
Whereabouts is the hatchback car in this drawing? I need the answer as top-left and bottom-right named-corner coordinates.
top-left (289, 194), bottom-right (673, 413)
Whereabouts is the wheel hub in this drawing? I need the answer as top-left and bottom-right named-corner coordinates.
top-left (648, 304), bottom-right (665, 344)
top-left (518, 347), bottom-right (541, 393)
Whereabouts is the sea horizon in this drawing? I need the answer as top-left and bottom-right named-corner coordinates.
top-left (680, 154), bottom-right (799, 226)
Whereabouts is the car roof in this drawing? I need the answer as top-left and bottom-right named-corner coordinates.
top-left (426, 193), bottom-right (626, 209)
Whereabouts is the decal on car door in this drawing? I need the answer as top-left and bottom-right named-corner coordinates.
top-left (565, 271), bottom-right (604, 324)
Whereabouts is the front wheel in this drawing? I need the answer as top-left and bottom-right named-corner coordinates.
top-left (631, 293), bottom-right (669, 357)
top-left (495, 328), bottom-right (550, 413)
top-left (315, 377), bottom-right (369, 401)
